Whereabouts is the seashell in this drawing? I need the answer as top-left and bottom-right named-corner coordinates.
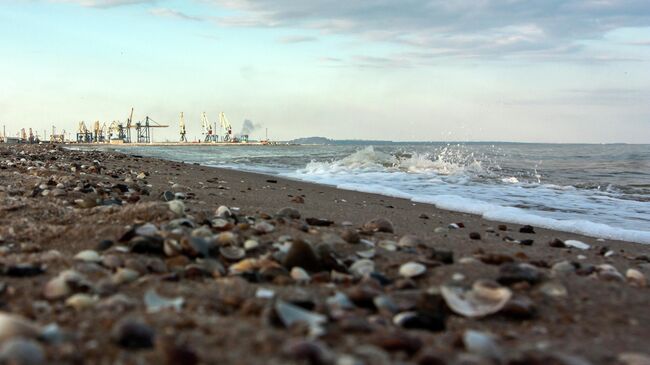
top-left (163, 239), bottom-right (182, 257)
top-left (326, 292), bottom-right (354, 310)
top-left (65, 294), bottom-right (98, 310)
top-left (463, 330), bottom-right (503, 362)
top-left (229, 258), bottom-right (259, 274)
top-left (539, 282), bottom-right (568, 298)
top-left (211, 218), bottom-right (232, 230)
top-left (340, 228), bottom-right (360, 244)
top-left (362, 218), bottom-right (394, 233)
top-left (283, 240), bottom-right (321, 272)
top-left (564, 240), bottom-right (590, 250)
top-left (378, 240), bottom-right (397, 251)
top-left (398, 262), bottom-right (426, 278)
top-left (144, 289), bottom-right (184, 313)
top-left (356, 249), bottom-right (376, 259)
top-left (135, 223), bottom-right (159, 237)
top-left (43, 270), bottom-right (88, 300)
top-left (625, 269), bottom-right (646, 287)
top-left (254, 221), bottom-right (275, 234)
top-left (441, 280), bottom-right (512, 318)
top-left (74, 250), bottom-right (101, 263)
top-left (219, 246), bottom-right (246, 261)
top-left (274, 300), bottom-right (327, 337)
top-left (111, 268), bottom-right (140, 285)
top-left (216, 205), bottom-right (232, 218)
top-left (167, 200), bottom-right (185, 217)
top-left (291, 267), bottom-right (311, 283)
top-left (243, 239), bottom-right (259, 251)
top-left (191, 226), bottom-right (213, 238)
top-left (276, 207), bottom-right (301, 219)
top-left (596, 264), bottom-right (624, 281)
top-left (215, 232), bottom-right (238, 246)
top-left (349, 259), bottom-right (375, 277)
top-left (398, 235), bottom-right (423, 248)
top-left (0, 313), bottom-right (41, 342)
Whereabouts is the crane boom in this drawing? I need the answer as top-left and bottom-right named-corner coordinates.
top-left (179, 112), bottom-right (187, 142)
top-left (219, 112), bottom-right (233, 142)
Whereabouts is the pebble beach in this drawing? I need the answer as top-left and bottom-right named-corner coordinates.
top-left (0, 143), bottom-right (648, 365)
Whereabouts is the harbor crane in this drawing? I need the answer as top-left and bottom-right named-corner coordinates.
top-left (134, 116), bottom-right (168, 143)
top-left (219, 112), bottom-right (233, 142)
top-left (76, 122), bottom-right (93, 143)
top-left (201, 112), bottom-right (217, 142)
top-left (179, 112), bottom-right (187, 142)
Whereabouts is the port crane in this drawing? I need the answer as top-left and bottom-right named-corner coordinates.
top-left (219, 112), bottom-right (233, 142)
top-left (134, 116), bottom-right (168, 143)
top-left (201, 112), bottom-right (217, 142)
top-left (76, 121), bottom-right (93, 143)
top-left (179, 112), bottom-right (187, 142)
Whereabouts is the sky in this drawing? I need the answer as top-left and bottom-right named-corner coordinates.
top-left (1, 0), bottom-right (650, 143)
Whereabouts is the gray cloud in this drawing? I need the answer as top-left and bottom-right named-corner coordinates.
top-left (149, 7), bottom-right (202, 21)
top-left (208, 0), bottom-right (650, 61)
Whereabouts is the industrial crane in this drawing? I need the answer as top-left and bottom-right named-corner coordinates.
top-left (219, 112), bottom-right (233, 142)
top-left (179, 112), bottom-right (188, 142)
top-left (77, 122), bottom-right (92, 143)
top-left (201, 112), bottom-right (217, 142)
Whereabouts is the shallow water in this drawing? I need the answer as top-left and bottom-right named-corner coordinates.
top-left (84, 142), bottom-right (650, 244)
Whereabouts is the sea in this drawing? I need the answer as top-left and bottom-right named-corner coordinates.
top-left (85, 142), bottom-right (650, 244)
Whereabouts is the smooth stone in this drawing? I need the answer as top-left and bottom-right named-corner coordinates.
top-left (626, 269), bottom-right (647, 287)
top-left (539, 282), bottom-right (568, 298)
top-left (552, 261), bottom-right (576, 275)
top-left (111, 318), bottom-right (155, 349)
top-left (363, 218), bottom-right (394, 233)
top-left (220, 246), bottom-right (246, 261)
top-left (392, 311), bottom-right (445, 332)
top-left (111, 268), bottom-right (140, 285)
top-left (274, 300), bottom-right (327, 337)
top-left (469, 232), bottom-right (481, 240)
top-left (378, 240), bottom-right (397, 252)
top-left (0, 339), bottom-right (45, 365)
top-left (243, 239), bottom-right (259, 251)
top-left (290, 267), bottom-right (311, 283)
top-left (519, 225), bottom-right (535, 234)
top-left (618, 353), bottom-right (650, 365)
top-left (341, 229), bottom-right (360, 244)
top-left (463, 330), bottom-right (503, 362)
top-left (276, 207), bottom-right (301, 219)
top-left (398, 235), bottom-right (423, 248)
top-left (349, 259), bottom-right (375, 277)
top-left (168, 200), bottom-right (185, 217)
top-left (501, 295), bottom-right (536, 319)
top-left (74, 250), bottom-right (102, 263)
top-left (0, 313), bottom-right (41, 342)
top-left (398, 262), bottom-right (426, 278)
top-left (305, 217), bottom-right (334, 227)
top-left (283, 240), bottom-right (322, 272)
top-left (161, 191), bottom-right (175, 202)
top-left (497, 263), bottom-right (543, 285)
top-left (597, 264), bottom-right (624, 281)
top-left (65, 293), bottom-right (98, 310)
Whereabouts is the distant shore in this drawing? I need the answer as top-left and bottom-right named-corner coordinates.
top-left (0, 143), bottom-right (648, 364)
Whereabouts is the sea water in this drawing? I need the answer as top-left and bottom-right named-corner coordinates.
top-left (86, 143), bottom-right (650, 244)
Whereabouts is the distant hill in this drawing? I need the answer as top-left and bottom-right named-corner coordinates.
top-left (289, 136), bottom-right (334, 145)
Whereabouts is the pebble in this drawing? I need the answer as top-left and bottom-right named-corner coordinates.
top-left (501, 295), bottom-right (536, 319)
top-left (111, 318), bottom-right (155, 349)
top-left (552, 261), bottom-right (576, 275)
top-left (274, 300), bottom-right (327, 337)
top-left (349, 259), bottom-right (375, 277)
top-left (0, 313), bottom-right (41, 342)
top-left (497, 263), bottom-right (544, 285)
top-left (276, 207), bottom-right (301, 219)
top-left (220, 245), bottom-right (246, 261)
top-left (168, 200), bottom-right (185, 217)
top-left (254, 221), bottom-right (275, 234)
top-left (363, 218), bottom-right (394, 233)
top-left (306, 218), bottom-right (334, 227)
top-left (626, 269), bottom-right (647, 287)
top-left (469, 232), bottom-right (481, 240)
top-left (144, 289), bottom-right (184, 313)
top-left (549, 238), bottom-right (566, 248)
top-left (519, 225), bottom-right (535, 234)
top-left (341, 229), bottom-right (360, 244)
top-left (398, 262), bottom-right (426, 278)
top-left (291, 267), bottom-right (311, 283)
top-left (65, 293), bottom-right (98, 310)
top-left (463, 330), bottom-right (503, 362)
top-left (398, 235), bottom-right (422, 248)
top-left (392, 311), bottom-right (445, 332)
top-left (0, 339), bottom-right (45, 365)
top-left (111, 268), bottom-right (140, 285)
top-left (564, 240), bottom-right (590, 250)
top-left (74, 250), bottom-right (102, 263)
top-left (282, 339), bottom-right (333, 365)
top-left (243, 239), bottom-right (259, 251)
top-left (283, 240), bottom-right (322, 272)
top-left (596, 264), bottom-right (624, 282)
top-left (618, 353), bottom-right (650, 365)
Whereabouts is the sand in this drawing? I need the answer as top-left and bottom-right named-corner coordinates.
top-left (0, 143), bottom-right (648, 364)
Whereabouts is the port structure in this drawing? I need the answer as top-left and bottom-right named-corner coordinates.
top-left (179, 112), bottom-right (188, 142)
top-left (201, 112), bottom-right (218, 142)
top-left (134, 116), bottom-right (168, 143)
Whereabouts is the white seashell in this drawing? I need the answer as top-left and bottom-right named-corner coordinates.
top-left (167, 200), bottom-right (185, 217)
top-left (441, 280), bottom-right (512, 318)
top-left (274, 300), bottom-right (327, 338)
top-left (74, 250), bottom-right (101, 263)
top-left (290, 267), bottom-right (311, 283)
top-left (111, 268), bottom-right (140, 285)
top-left (244, 239), bottom-right (259, 251)
top-left (398, 262), bottom-right (426, 278)
top-left (216, 205), bottom-right (232, 218)
top-left (356, 249), bottom-right (376, 259)
top-left (626, 269), bottom-right (647, 287)
top-left (144, 289), bottom-right (184, 313)
top-left (564, 240), bottom-right (590, 250)
top-left (539, 282), bottom-right (568, 298)
top-left (219, 246), bottom-right (246, 261)
top-left (65, 294), bottom-right (98, 310)
top-left (378, 240), bottom-right (397, 251)
top-left (463, 330), bottom-right (503, 362)
top-left (349, 259), bottom-right (375, 277)
top-left (135, 223), bottom-right (159, 237)
top-left (597, 264), bottom-right (624, 281)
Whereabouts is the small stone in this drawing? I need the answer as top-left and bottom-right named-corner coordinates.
top-left (398, 262), bottom-right (426, 278)
top-left (282, 339), bottom-right (332, 365)
top-left (520, 239), bottom-right (534, 246)
top-left (363, 218), bottom-right (394, 233)
top-left (463, 330), bottom-right (503, 362)
top-left (144, 289), bottom-right (184, 313)
top-left (371, 332), bottom-right (422, 355)
top-left (549, 238), bottom-right (566, 248)
top-left (161, 191), bottom-right (175, 202)
top-left (283, 240), bottom-right (321, 272)
top-left (618, 352), bottom-right (650, 365)
top-left (3, 264), bottom-right (44, 277)
top-left (349, 259), bottom-right (375, 277)
top-left (501, 295), bottom-right (536, 319)
top-left (96, 239), bottom-right (114, 251)
top-left (519, 225), bottom-right (535, 234)
top-left (306, 218), bottom-right (334, 227)
top-left (551, 261), bottom-right (576, 275)
top-left (626, 269), bottom-right (647, 287)
top-left (74, 250), bottom-right (102, 263)
top-left (498, 224), bottom-right (508, 231)
top-left (341, 229), bottom-right (360, 244)
top-left (254, 221), bottom-right (275, 234)
top-left (243, 239), bottom-right (259, 251)
top-left (596, 264), bottom-right (624, 282)
top-left (111, 268), bottom-right (140, 285)
top-left (220, 246), bottom-right (246, 261)
top-left (168, 200), bottom-right (185, 217)
top-left (469, 232), bottom-right (481, 240)
top-left (111, 318), bottom-right (155, 349)
top-left (0, 313), bottom-right (41, 342)
top-left (393, 311), bottom-right (445, 332)
top-left (277, 207), bottom-right (301, 219)
top-left (0, 339), bottom-right (45, 365)
top-left (398, 235), bottom-right (423, 248)
top-left (497, 263), bottom-right (543, 286)
top-left (564, 240), bottom-right (590, 250)
top-left (65, 293), bottom-right (98, 310)
top-left (291, 267), bottom-right (311, 283)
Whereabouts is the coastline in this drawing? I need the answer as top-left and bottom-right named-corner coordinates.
top-left (0, 143), bottom-right (648, 364)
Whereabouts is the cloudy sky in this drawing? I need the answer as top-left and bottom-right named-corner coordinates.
top-left (1, 0), bottom-right (649, 142)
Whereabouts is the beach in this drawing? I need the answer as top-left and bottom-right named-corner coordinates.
top-left (0, 143), bottom-right (648, 364)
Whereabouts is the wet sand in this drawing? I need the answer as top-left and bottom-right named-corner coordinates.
top-left (0, 143), bottom-right (648, 364)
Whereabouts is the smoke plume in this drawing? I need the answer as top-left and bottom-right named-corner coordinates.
top-left (239, 119), bottom-right (262, 136)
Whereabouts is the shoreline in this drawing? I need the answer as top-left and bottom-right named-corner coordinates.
top-left (0, 143), bottom-right (648, 364)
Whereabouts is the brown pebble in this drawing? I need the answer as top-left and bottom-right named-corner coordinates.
top-left (469, 232), bottom-right (481, 240)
